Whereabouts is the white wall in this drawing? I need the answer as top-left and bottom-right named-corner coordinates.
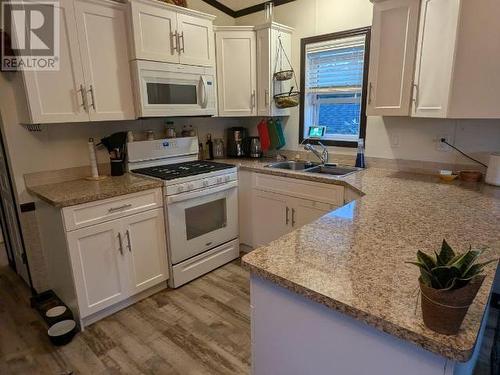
top-left (236, 0), bottom-right (500, 164)
top-left (0, 0), bottom-right (239, 204)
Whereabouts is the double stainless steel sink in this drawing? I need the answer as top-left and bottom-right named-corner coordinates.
top-left (267, 161), bottom-right (361, 176)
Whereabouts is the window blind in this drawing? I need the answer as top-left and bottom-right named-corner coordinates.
top-left (306, 35), bottom-right (366, 94)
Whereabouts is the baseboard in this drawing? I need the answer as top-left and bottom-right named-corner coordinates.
top-left (80, 281), bottom-right (168, 329)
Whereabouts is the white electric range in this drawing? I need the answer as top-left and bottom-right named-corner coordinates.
top-left (127, 137), bottom-right (239, 288)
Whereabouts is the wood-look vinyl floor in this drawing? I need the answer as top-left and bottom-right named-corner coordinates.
top-left (0, 259), bottom-right (251, 375)
top-left (0, 254), bottom-right (498, 375)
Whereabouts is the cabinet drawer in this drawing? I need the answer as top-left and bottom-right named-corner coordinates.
top-left (63, 188), bottom-right (163, 231)
top-left (254, 174), bottom-right (344, 206)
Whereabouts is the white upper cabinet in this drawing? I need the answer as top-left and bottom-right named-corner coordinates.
top-left (367, 0), bottom-right (420, 116)
top-left (256, 23), bottom-right (293, 117)
top-left (370, 0), bottom-right (500, 119)
top-left (177, 13), bottom-right (215, 66)
top-left (412, 0), bottom-right (460, 118)
top-left (75, 0), bottom-right (135, 121)
top-left (215, 23), bottom-right (294, 117)
top-left (129, 0), bottom-right (179, 63)
top-left (21, 0), bottom-right (135, 124)
top-left (215, 28), bottom-right (257, 117)
top-left (22, 0), bottom-right (89, 124)
top-left (129, 0), bottom-right (215, 67)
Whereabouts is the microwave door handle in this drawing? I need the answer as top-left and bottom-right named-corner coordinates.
top-left (200, 76), bottom-right (208, 109)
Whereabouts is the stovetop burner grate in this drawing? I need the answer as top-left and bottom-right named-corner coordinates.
top-left (132, 161), bottom-right (234, 181)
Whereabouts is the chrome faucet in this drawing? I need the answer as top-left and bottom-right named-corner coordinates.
top-left (304, 141), bottom-right (329, 164)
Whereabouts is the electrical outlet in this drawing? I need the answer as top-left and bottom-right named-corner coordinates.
top-left (436, 134), bottom-right (452, 152)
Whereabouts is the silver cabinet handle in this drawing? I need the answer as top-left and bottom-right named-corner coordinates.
top-left (125, 229), bottom-right (132, 252)
top-left (291, 208), bottom-right (296, 227)
top-left (88, 85), bottom-right (96, 111)
top-left (368, 82), bottom-right (373, 105)
top-left (79, 84), bottom-right (89, 112)
top-left (285, 206), bottom-right (289, 225)
top-left (108, 204), bottom-right (132, 213)
top-left (251, 90), bottom-right (256, 108)
top-left (171, 31), bottom-right (178, 53)
top-left (265, 89), bottom-right (269, 106)
top-left (179, 31), bottom-right (185, 53)
top-left (117, 233), bottom-right (124, 255)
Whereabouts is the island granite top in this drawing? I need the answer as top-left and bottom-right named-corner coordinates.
top-left (222, 158), bottom-right (500, 362)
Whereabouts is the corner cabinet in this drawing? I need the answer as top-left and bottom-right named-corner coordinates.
top-left (215, 23), bottom-right (294, 117)
top-left (36, 188), bottom-right (169, 327)
top-left (239, 171), bottom-right (345, 248)
top-left (369, 0), bottom-right (500, 119)
top-left (128, 0), bottom-right (215, 67)
top-left (21, 0), bottom-right (135, 124)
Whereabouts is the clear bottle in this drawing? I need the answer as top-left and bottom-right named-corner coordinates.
top-left (355, 138), bottom-right (365, 168)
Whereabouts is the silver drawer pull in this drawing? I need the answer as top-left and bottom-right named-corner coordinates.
top-left (117, 233), bottom-right (124, 255)
top-left (108, 204), bottom-right (132, 213)
top-left (126, 229), bottom-right (132, 252)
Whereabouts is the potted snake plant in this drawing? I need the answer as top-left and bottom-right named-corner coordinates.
top-left (408, 240), bottom-right (496, 335)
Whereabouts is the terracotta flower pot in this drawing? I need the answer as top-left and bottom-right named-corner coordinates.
top-left (419, 276), bottom-right (485, 335)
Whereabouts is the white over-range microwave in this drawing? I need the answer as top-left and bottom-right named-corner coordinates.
top-left (132, 60), bottom-right (217, 117)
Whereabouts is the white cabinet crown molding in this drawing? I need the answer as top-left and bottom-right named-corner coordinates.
top-left (128, 0), bottom-right (216, 20)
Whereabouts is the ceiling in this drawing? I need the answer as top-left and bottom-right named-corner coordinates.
top-left (201, 0), bottom-right (295, 18)
top-left (217, 0), bottom-right (264, 12)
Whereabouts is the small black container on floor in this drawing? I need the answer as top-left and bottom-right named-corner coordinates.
top-left (48, 320), bottom-right (78, 346)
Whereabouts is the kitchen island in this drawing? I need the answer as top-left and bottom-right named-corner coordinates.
top-left (240, 166), bottom-right (500, 375)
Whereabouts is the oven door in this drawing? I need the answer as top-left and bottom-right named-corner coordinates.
top-left (166, 181), bottom-right (238, 264)
top-left (133, 60), bottom-right (216, 117)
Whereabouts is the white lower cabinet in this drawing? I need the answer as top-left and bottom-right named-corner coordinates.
top-left (243, 172), bottom-right (344, 248)
top-left (123, 209), bottom-right (169, 295)
top-left (253, 190), bottom-right (291, 247)
top-left (37, 188), bottom-right (167, 327)
top-left (67, 219), bottom-right (127, 318)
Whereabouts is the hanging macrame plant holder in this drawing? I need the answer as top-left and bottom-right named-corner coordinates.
top-left (273, 35), bottom-right (300, 108)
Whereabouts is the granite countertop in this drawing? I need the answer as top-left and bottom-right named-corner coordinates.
top-left (27, 173), bottom-right (163, 207)
top-left (221, 158), bottom-right (500, 362)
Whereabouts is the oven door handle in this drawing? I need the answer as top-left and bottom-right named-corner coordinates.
top-left (166, 181), bottom-right (238, 204)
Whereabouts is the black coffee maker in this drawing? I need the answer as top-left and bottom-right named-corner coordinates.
top-left (226, 127), bottom-right (248, 157)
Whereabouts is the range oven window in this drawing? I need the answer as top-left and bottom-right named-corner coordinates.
top-left (146, 83), bottom-right (197, 105)
top-left (185, 198), bottom-right (227, 240)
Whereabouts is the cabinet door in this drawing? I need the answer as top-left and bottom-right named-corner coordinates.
top-left (75, 0), bottom-right (135, 121)
top-left (293, 198), bottom-right (335, 228)
top-left (122, 209), bottom-right (169, 295)
top-left (129, 0), bottom-right (179, 63)
top-left (216, 31), bottom-right (257, 116)
top-left (367, 0), bottom-right (420, 116)
top-left (253, 190), bottom-right (291, 247)
top-left (22, 0), bottom-right (89, 124)
top-left (67, 220), bottom-right (127, 318)
top-left (177, 13), bottom-right (214, 67)
top-left (412, 0), bottom-right (460, 118)
top-left (257, 28), bottom-right (292, 117)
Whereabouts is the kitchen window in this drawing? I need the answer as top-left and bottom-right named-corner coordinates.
top-left (299, 27), bottom-right (371, 147)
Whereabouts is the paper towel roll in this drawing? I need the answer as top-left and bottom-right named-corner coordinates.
top-left (485, 153), bottom-right (500, 186)
top-left (88, 138), bottom-right (99, 178)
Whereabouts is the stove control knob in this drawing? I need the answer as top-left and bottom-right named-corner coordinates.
top-left (217, 177), bottom-right (223, 183)
top-left (187, 183), bottom-right (194, 190)
top-left (203, 180), bottom-right (209, 187)
top-left (177, 185), bottom-right (184, 193)
top-left (224, 175), bottom-right (230, 182)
